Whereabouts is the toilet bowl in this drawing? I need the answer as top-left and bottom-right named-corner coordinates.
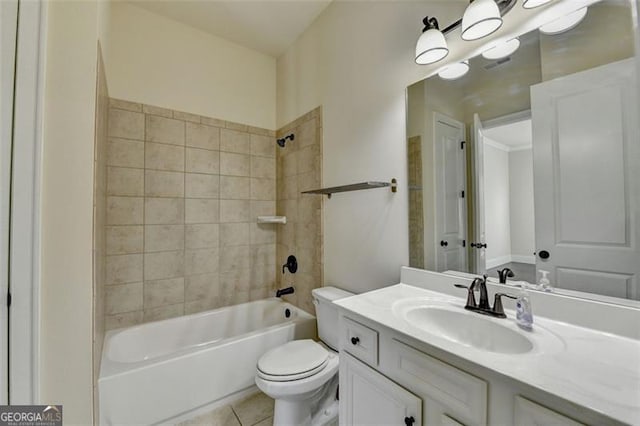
top-left (255, 286), bottom-right (353, 426)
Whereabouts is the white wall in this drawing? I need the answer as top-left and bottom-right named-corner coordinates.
top-left (483, 141), bottom-right (512, 268)
top-left (509, 148), bottom-right (535, 262)
top-left (276, 1), bottom-right (466, 292)
top-left (107, 2), bottom-right (276, 130)
top-left (40, 1), bottom-right (98, 423)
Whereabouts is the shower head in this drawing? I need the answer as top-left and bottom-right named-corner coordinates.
top-left (276, 133), bottom-right (295, 148)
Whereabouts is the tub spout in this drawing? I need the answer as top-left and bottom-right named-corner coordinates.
top-left (276, 287), bottom-right (295, 298)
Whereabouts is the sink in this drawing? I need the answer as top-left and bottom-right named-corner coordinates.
top-left (403, 306), bottom-right (534, 354)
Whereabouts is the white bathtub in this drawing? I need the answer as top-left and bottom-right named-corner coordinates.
top-left (99, 298), bottom-right (316, 425)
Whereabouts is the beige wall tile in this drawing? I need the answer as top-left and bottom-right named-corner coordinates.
top-left (145, 143), bottom-right (185, 171)
top-left (219, 269), bottom-right (251, 293)
top-left (109, 98), bottom-right (142, 112)
top-left (186, 122), bottom-right (220, 150)
top-left (174, 110), bottom-right (200, 123)
top-left (143, 304), bottom-right (183, 322)
top-left (225, 121), bottom-right (249, 132)
top-left (144, 250), bottom-right (184, 280)
top-left (105, 311), bottom-right (143, 331)
top-left (185, 199), bottom-right (219, 224)
top-left (251, 134), bottom-right (275, 158)
top-left (185, 224), bottom-right (219, 249)
top-left (219, 245), bottom-right (250, 272)
top-left (296, 221), bottom-right (318, 249)
top-left (146, 115), bottom-right (185, 145)
top-left (108, 109), bottom-right (144, 140)
top-left (145, 198), bottom-right (184, 224)
top-left (107, 167), bottom-right (144, 196)
top-left (143, 104), bottom-right (173, 118)
top-left (250, 178), bottom-right (276, 200)
top-left (297, 145), bottom-right (320, 174)
top-left (298, 118), bottom-right (317, 148)
top-left (250, 201), bottom-right (276, 218)
top-left (145, 225), bottom-right (185, 252)
top-left (185, 248), bottom-right (219, 275)
top-left (106, 283), bottom-right (143, 314)
top-left (250, 288), bottom-right (270, 301)
top-left (297, 171), bottom-right (320, 193)
top-left (106, 254), bottom-right (143, 284)
top-left (298, 197), bottom-right (321, 221)
top-left (186, 148), bottom-right (219, 174)
top-left (220, 176), bottom-right (250, 200)
top-left (184, 299), bottom-right (221, 315)
top-left (280, 199), bottom-right (298, 223)
top-left (250, 224), bottom-right (276, 245)
top-left (185, 273), bottom-right (219, 302)
top-left (220, 152), bottom-right (250, 176)
top-left (106, 226), bottom-right (143, 255)
top-left (145, 170), bottom-right (184, 197)
top-left (185, 173), bottom-right (219, 198)
top-left (200, 116), bottom-right (225, 128)
top-left (220, 223), bottom-right (250, 247)
top-left (250, 264), bottom-right (276, 290)
top-left (220, 200), bottom-right (250, 223)
top-left (144, 277), bottom-right (185, 309)
top-left (251, 156), bottom-right (275, 179)
top-left (108, 138), bottom-right (144, 168)
top-left (220, 129), bottom-right (250, 154)
top-left (107, 196), bottom-right (143, 225)
top-left (248, 126), bottom-right (275, 138)
top-left (282, 178), bottom-right (298, 200)
top-left (282, 153), bottom-right (297, 177)
top-left (251, 244), bottom-right (276, 267)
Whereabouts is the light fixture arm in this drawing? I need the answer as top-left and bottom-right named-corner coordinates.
top-left (438, 0), bottom-right (517, 35)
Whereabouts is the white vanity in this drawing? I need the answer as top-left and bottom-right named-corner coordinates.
top-left (334, 268), bottom-right (640, 426)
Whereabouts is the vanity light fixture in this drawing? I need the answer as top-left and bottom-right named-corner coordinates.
top-left (415, 17), bottom-right (449, 65)
top-left (482, 37), bottom-right (520, 60)
top-left (522, 0), bottom-right (552, 9)
top-left (539, 7), bottom-right (588, 35)
top-left (415, 1), bottom-right (517, 66)
top-left (438, 61), bottom-right (470, 80)
top-left (461, 0), bottom-right (503, 41)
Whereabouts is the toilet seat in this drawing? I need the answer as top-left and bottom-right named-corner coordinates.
top-left (257, 340), bottom-right (329, 382)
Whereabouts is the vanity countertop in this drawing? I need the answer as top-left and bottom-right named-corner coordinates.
top-left (335, 283), bottom-right (640, 425)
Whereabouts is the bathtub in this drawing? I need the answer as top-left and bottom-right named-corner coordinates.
top-left (99, 298), bottom-right (316, 425)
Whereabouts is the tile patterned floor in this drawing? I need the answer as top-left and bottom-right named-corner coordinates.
top-left (178, 392), bottom-right (274, 426)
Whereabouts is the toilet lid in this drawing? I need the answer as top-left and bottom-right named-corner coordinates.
top-left (258, 340), bottom-right (328, 378)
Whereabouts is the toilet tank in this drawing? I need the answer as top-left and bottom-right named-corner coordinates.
top-left (312, 286), bottom-right (353, 351)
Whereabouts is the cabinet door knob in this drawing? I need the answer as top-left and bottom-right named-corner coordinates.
top-left (404, 416), bottom-right (415, 426)
top-left (350, 337), bottom-right (360, 345)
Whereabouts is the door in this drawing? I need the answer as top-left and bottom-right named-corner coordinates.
top-left (531, 58), bottom-right (640, 299)
top-left (472, 114), bottom-right (487, 275)
top-left (434, 113), bottom-right (467, 273)
top-left (340, 352), bottom-right (422, 426)
top-left (0, 0), bottom-right (18, 405)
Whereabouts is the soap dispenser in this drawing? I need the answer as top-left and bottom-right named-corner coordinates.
top-left (516, 284), bottom-right (533, 330)
top-left (538, 270), bottom-right (552, 292)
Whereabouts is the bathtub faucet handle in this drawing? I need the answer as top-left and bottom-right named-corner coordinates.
top-left (282, 255), bottom-right (298, 274)
top-left (276, 287), bottom-right (295, 298)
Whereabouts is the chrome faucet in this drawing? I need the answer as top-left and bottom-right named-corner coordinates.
top-left (454, 276), bottom-right (516, 318)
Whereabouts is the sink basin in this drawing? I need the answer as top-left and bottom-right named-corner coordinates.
top-left (403, 306), bottom-right (534, 354)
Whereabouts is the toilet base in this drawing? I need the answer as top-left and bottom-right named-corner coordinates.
top-left (272, 375), bottom-right (339, 426)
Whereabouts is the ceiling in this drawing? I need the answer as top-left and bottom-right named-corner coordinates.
top-left (128, 0), bottom-right (333, 57)
top-left (484, 119), bottom-right (532, 150)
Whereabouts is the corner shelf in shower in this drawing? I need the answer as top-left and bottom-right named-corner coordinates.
top-left (257, 216), bottom-right (287, 224)
top-left (301, 179), bottom-right (397, 199)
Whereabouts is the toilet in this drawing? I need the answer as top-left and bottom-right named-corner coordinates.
top-left (255, 286), bottom-right (353, 426)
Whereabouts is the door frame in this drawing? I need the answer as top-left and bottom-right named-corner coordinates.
top-left (433, 112), bottom-right (468, 272)
top-left (5, 0), bottom-right (46, 404)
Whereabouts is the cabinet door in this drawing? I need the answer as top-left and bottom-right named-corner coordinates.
top-left (340, 352), bottom-right (422, 426)
top-left (514, 396), bottom-right (584, 426)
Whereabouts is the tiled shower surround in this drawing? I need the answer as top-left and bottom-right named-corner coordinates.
top-left (276, 108), bottom-right (324, 315)
top-left (104, 99), bottom-right (278, 329)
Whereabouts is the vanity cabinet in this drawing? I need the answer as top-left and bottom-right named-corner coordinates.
top-left (339, 314), bottom-right (608, 426)
top-left (340, 352), bottom-right (422, 426)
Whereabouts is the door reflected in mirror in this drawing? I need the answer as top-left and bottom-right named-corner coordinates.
top-left (406, 0), bottom-right (640, 303)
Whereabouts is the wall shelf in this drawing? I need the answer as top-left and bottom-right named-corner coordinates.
top-left (302, 179), bottom-right (397, 199)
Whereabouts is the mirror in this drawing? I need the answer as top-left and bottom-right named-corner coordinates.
top-left (406, 0), bottom-right (640, 303)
